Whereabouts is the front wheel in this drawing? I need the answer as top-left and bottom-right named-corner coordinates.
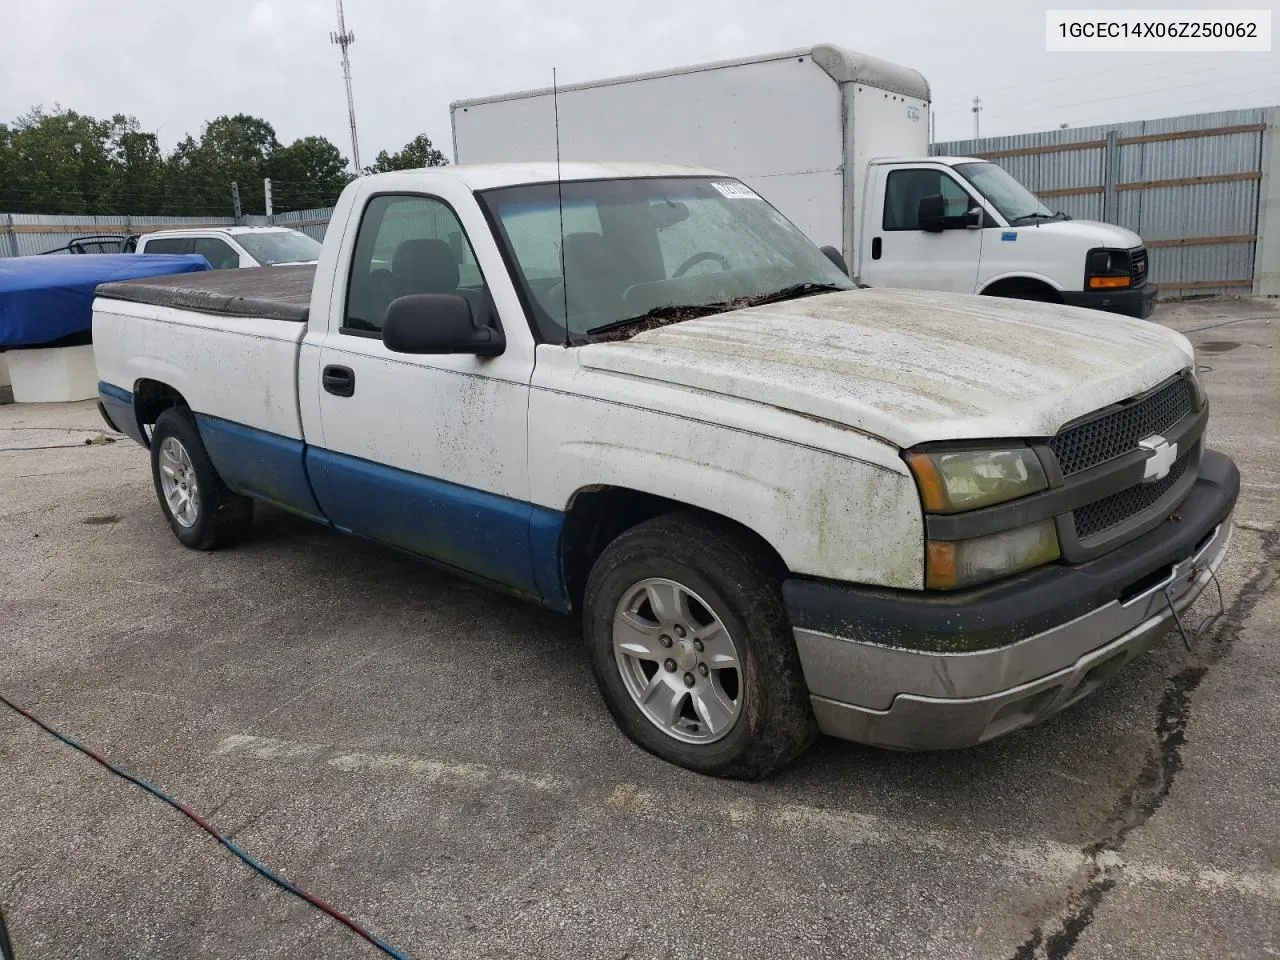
top-left (583, 513), bottom-right (816, 779)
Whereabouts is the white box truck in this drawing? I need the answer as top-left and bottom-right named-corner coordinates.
top-left (451, 44), bottom-right (1156, 318)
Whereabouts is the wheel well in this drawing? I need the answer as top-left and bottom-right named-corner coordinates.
top-left (133, 380), bottom-right (189, 442)
top-left (559, 486), bottom-right (787, 614)
top-left (980, 277), bottom-right (1062, 302)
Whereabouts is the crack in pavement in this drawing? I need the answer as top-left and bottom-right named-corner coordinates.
top-left (1009, 528), bottom-right (1280, 960)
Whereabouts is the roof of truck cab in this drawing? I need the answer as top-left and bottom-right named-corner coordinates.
top-left (369, 161), bottom-right (732, 191)
top-left (450, 44), bottom-right (930, 107)
top-left (141, 226), bottom-right (300, 239)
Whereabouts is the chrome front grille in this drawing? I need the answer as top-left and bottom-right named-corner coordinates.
top-left (1049, 376), bottom-right (1195, 477)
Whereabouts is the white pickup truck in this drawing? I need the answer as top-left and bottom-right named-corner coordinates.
top-left (92, 162), bottom-right (1238, 779)
top-left (134, 226), bottom-right (323, 270)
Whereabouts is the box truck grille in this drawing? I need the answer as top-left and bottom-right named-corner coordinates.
top-left (1130, 247), bottom-right (1148, 286)
top-left (1049, 376), bottom-right (1194, 477)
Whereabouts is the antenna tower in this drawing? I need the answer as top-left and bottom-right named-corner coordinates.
top-left (331, 0), bottom-right (361, 173)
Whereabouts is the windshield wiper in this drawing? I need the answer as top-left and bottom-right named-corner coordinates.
top-left (746, 281), bottom-right (847, 306)
top-left (1011, 211), bottom-right (1069, 225)
top-left (583, 282), bottom-right (848, 339)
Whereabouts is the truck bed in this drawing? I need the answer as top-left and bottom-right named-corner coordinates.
top-left (96, 264), bottom-right (314, 322)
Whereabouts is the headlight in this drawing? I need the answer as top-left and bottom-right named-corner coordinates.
top-left (926, 521), bottom-right (1061, 589)
top-left (1086, 248), bottom-right (1131, 289)
top-left (905, 447), bottom-right (1048, 514)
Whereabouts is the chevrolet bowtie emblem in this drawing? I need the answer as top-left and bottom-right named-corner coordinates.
top-left (1139, 434), bottom-right (1178, 482)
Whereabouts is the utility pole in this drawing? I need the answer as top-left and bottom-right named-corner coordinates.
top-left (264, 178), bottom-right (274, 218)
top-left (331, 0), bottom-right (361, 174)
top-left (230, 182), bottom-right (242, 223)
top-left (971, 96), bottom-right (982, 140)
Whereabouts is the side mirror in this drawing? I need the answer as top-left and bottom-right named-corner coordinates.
top-left (382, 293), bottom-right (505, 357)
top-left (820, 245), bottom-right (849, 277)
top-left (918, 195), bottom-right (946, 232)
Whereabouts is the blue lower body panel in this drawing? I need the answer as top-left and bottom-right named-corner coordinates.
top-left (98, 382), bottom-right (146, 447)
top-left (195, 414), bottom-right (327, 522)
top-left (307, 446), bottom-right (567, 605)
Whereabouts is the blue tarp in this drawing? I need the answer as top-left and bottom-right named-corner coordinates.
top-left (0, 254), bottom-right (211, 348)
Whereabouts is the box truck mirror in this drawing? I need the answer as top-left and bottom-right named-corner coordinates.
top-left (918, 195), bottom-right (946, 232)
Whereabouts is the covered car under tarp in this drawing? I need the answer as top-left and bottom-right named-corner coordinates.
top-left (0, 254), bottom-right (211, 349)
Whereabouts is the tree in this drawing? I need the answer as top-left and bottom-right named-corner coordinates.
top-left (0, 123), bottom-right (17, 213)
top-left (6, 105), bottom-right (114, 214)
top-left (103, 115), bottom-right (166, 215)
top-left (267, 136), bottom-right (353, 212)
top-left (364, 133), bottom-right (449, 174)
top-left (165, 114), bottom-right (281, 216)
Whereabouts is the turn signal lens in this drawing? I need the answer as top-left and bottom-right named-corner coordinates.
top-left (1089, 275), bottom-right (1131, 289)
top-left (926, 521), bottom-right (1061, 590)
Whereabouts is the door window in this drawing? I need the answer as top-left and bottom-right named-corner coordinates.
top-left (191, 237), bottom-right (240, 270)
top-left (141, 237), bottom-right (192, 255)
top-left (883, 170), bottom-right (975, 231)
top-left (344, 195), bottom-right (487, 335)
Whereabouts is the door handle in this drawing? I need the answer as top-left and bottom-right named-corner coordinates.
top-left (871, 236), bottom-right (882, 260)
top-left (322, 365), bottom-right (355, 397)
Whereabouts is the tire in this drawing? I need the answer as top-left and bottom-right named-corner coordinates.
top-left (583, 512), bottom-right (817, 779)
top-left (149, 407), bottom-right (253, 550)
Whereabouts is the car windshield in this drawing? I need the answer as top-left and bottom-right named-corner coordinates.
top-left (953, 161), bottom-right (1057, 223)
top-left (478, 176), bottom-right (854, 343)
top-left (234, 230), bottom-right (323, 265)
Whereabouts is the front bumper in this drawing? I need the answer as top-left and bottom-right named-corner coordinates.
top-left (1062, 281), bottom-right (1158, 319)
top-left (783, 449), bottom-right (1239, 751)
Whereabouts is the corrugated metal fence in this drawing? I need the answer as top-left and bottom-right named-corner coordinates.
top-left (0, 207), bottom-right (335, 259)
top-left (936, 107), bottom-right (1272, 298)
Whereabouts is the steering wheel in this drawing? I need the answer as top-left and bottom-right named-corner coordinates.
top-left (673, 251), bottom-right (731, 278)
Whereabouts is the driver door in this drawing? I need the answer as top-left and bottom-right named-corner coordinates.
top-left (308, 191), bottom-right (539, 594)
top-left (860, 165), bottom-right (984, 293)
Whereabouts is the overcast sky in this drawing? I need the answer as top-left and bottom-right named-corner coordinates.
top-left (2, 0), bottom-right (1276, 168)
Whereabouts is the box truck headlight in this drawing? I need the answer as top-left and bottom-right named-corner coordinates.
top-left (1086, 249), bottom-right (1131, 289)
top-left (925, 521), bottom-right (1061, 589)
top-left (905, 447), bottom-right (1048, 513)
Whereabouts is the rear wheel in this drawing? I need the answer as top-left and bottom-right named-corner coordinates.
top-left (583, 513), bottom-right (816, 779)
top-left (149, 407), bottom-right (253, 550)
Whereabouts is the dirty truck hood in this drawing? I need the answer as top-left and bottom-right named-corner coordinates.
top-left (577, 288), bottom-right (1194, 449)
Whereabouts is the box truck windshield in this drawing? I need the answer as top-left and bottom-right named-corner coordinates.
top-left (952, 162), bottom-right (1064, 224)
top-left (478, 175), bottom-right (853, 341)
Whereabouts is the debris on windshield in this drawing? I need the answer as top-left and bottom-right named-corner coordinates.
top-left (586, 298), bottom-right (756, 343)
top-left (585, 283), bottom-right (849, 343)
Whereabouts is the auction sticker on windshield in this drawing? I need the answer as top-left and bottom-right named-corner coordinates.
top-left (712, 181), bottom-right (759, 199)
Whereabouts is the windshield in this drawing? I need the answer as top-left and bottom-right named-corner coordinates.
top-left (234, 230), bottom-right (323, 265)
top-left (953, 162), bottom-right (1057, 223)
top-left (478, 177), bottom-right (854, 342)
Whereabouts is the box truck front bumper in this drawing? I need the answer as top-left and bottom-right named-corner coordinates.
top-left (1062, 281), bottom-right (1158, 319)
top-left (782, 449), bottom-right (1238, 751)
